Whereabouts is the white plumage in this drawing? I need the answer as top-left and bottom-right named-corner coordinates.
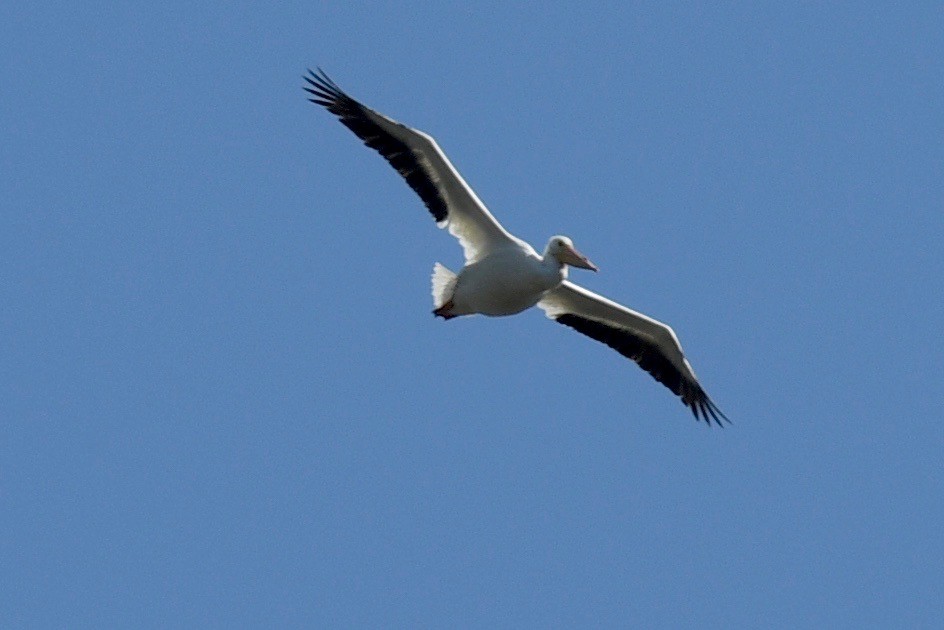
top-left (430, 263), bottom-right (457, 310)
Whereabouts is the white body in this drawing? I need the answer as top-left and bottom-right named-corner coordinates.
top-left (447, 245), bottom-right (564, 316)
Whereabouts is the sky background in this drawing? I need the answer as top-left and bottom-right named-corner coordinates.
top-left (3, 2), bottom-right (943, 627)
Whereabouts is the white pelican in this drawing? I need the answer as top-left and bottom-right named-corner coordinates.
top-left (304, 69), bottom-right (729, 426)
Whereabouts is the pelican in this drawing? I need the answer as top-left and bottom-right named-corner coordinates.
top-left (304, 69), bottom-right (729, 426)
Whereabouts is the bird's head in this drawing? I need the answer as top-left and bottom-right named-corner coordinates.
top-left (546, 235), bottom-right (598, 272)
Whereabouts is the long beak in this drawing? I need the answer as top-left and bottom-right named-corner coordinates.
top-left (562, 244), bottom-right (598, 272)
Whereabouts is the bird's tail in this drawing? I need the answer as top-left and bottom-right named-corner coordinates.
top-left (430, 263), bottom-right (458, 309)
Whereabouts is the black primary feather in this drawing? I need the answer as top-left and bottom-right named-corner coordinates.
top-left (555, 314), bottom-right (729, 427)
top-left (304, 68), bottom-right (450, 224)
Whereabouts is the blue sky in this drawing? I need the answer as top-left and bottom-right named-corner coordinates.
top-left (3, 2), bottom-right (943, 627)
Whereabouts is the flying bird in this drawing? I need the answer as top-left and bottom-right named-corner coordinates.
top-left (304, 69), bottom-right (729, 426)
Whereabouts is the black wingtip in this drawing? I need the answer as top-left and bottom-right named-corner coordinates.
top-left (691, 394), bottom-right (730, 428)
top-left (303, 67), bottom-right (347, 108)
top-left (313, 67), bottom-right (342, 91)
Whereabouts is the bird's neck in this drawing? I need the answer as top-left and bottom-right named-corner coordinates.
top-left (540, 252), bottom-right (568, 282)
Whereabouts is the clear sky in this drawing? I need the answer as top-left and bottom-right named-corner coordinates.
top-left (3, 2), bottom-right (943, 627)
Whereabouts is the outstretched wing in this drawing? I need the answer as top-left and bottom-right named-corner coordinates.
top-left (304, 69), bottom-right (519, 263)
top-left (539, 281), bottom-right (729, 426)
